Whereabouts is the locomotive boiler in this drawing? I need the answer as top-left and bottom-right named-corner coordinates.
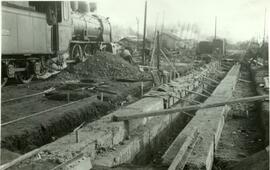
top-left (1, 1), bottom-right (112, 86)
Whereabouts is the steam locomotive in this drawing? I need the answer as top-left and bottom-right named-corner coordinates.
top-left (1, 1), bottom-right (112, 86)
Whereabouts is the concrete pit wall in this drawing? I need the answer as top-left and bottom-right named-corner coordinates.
top-left (8, 61), bottom-right (221, 170)
top-left (162, 64), bottom-right (241, 170)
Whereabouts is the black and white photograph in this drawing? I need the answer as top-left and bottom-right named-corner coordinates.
top-left (0, 0), bottom-right (269, 169)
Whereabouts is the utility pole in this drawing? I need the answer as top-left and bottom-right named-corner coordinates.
top-left (142, 1), bottom-right (147, 65)
top-left (136, 17), bottom-right (140, 50)
top-left (214, 16), bottom-right (217, 40)
top-left (160, 11), bottom-right (164, 49)
top-left (157, 31), bottom-right (160, 70)
top-left (263, 8), bottom-right (267, 43)
top-left (262, 8), bottom-right (267, 66)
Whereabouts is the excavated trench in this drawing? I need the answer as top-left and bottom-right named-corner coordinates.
top-left (92, 67), bottom-right (224, 170)
top-left (212, 65), bottom-right (266, 170)
top-left (1, 81), bottom-right (153, 156)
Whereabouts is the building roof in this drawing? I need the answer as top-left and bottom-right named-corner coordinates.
top-left (160, 32), bottom-right (181, 41)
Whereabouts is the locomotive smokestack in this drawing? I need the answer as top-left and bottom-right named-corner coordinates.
top-left (78, 1), bottom-right (89, 13)
top-left (89, 2), bottom-right (97, 12)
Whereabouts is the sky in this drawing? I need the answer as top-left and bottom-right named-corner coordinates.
top-left (93, 0), bottom-right (269, 43)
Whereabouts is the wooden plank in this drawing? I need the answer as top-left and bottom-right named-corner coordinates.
top-left (203, 89), bottom-right (212, 96)
top-left (168, 129), bottom-right (199, 170)
top-left (203, 76), bottom-right (219, 84)
top-left (198, 80), bottom-right (216, 88)
top-left (112, 95), bottom-right (268, 121)
top-left (2, 87), bottom-right (55, 104)
top-left (238, 79), bottom-right (252, 83)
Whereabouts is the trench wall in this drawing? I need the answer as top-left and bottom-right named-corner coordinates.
top-left (162, 64), bottom-right (240, 170)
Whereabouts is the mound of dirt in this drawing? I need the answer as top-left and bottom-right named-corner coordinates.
top-left (54, 52), bottom-right (150, 82)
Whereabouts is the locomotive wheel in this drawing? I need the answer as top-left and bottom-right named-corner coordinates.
top-left (83, 44), bottom-right (93, 57)
top-left (15, 62), bottom-right (34, 84)
top-left (71, 44), bottom-right (86, 62)
top-left (36, 57), bottom-right (48, 76)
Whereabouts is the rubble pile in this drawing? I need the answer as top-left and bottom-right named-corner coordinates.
top-left (55, 52), bottom-right (150, 81)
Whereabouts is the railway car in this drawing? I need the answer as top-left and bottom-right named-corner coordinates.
top-left (196, 39), bottom-right (226, 55)
top-left (1, 1), bottom-right (112, 86)
top-left (212, 39), bottom-right (226, 55)
top-left (196, 41), bottom-right (213, 55)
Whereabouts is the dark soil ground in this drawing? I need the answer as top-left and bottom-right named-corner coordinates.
top-left (213, 66), bottom-right (266, 170)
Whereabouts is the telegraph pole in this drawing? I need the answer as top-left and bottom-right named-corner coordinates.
top-left (214, 16), bottom-right (217, 40)
top-left (142, 1), bottom-right (147, 65)
top-left (157, 31), bottom-right (160, 70)
top-left (263, 8), bottom-right (267, 43)
top-left (136, 17), bottom-right (139, 50)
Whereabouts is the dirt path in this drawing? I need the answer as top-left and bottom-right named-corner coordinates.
top-left (213, 66), bottom-right (265, 169)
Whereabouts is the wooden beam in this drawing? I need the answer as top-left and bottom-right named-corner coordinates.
top-left (112, 95), bottom-right (268, 121)
top-left (202, 89), bottom-right (212, 96)
top-left (168, 129), bottom-right (199, 170)
top-left (182, 111), bottom-right (195, 117)
top-left (184, 89), bottom-right (210, 98)
top-left (238, 79), bottom-right (252, 83)
top-left (198, 79), bottom-right (216, 88)
top-left (203, 76), bottom-right (219, 84)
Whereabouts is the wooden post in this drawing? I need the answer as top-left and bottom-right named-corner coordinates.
top-left (157, 31), bottom-right (160, 70)
top-left (142, 1), bottom-right (147, 65)
top-left (163, 98), bottom-right (168, 109)
top-left (167, 128), bottom-right (199, 170)
top-left (168, 97), bottom-right (171, 108)
top-left (100, 92), bottom-right (104, 101)
top-left (141, 82), bottom-right (144, 97)
top-left (67, 91), bottom-right (70, 103)
top-left (172, 87), bottom-right (175, 104)
top-left (124, 120), bottom-right (130, 140)
top-left (75, 130), bottom-right (79, 143)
